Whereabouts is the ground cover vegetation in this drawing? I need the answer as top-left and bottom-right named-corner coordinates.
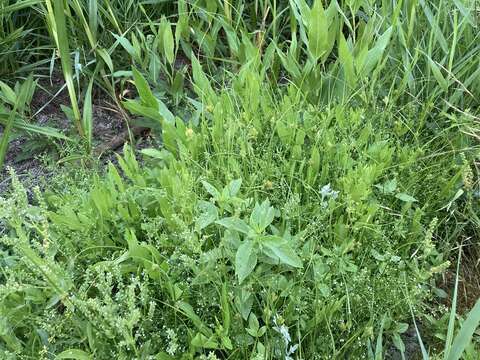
top-left (0, 0), bottom-right (479, 359)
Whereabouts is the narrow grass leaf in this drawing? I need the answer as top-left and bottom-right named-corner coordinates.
top-left (447, 298), bottom-right (480, 360)
top-left (0, 115), bottom-right (70, 141)
top-left (51, 0), bottom-right (83, 135)
top-left (0, 0), bottom-right (42, 14)
top-left (445, 249), bottom-right (462, 357)
top-left (418, 0), bottom-right (448, 54)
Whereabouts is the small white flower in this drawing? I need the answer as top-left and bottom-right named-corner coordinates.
top-left (273, 315), bottom-right (299, 359)
top-left (286, 343), bottom-right (299, 359)
top-left (320, 184), bottom-right (339, 207)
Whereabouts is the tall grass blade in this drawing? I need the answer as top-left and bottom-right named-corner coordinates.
top-left (0, 114), bottom-right (71, 141)
top-left (447, 298), bottom-right (480, 360)
top-left (445, 247), bottom-right (462, 357)
top-left (411, 313), bottom-right (430, 360)
top-left (49, 0), bottom-right (84, 136)
top-left (88, 0), bottom-right (98, 43)
top-left (0, 0), bottom-right (42, 14)
top-left (418, 0), bottom-right (448, 54)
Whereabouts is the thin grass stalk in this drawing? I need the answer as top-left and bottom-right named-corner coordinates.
top-left (47, 0), bottom-right (84, 137)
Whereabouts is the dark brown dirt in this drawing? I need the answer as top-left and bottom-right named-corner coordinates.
top-left (440, 244), bottom-right (480, 314)
top-left (0, 74), bottom-right (131, 194)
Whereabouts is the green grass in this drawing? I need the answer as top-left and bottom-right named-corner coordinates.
top-left (0, 0), bottom-right (479, 358)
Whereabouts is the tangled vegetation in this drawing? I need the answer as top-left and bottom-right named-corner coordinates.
top-left (0, 0), bottom-right (479, 359)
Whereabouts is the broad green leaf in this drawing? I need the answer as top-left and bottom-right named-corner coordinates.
top-left (140, 148), bottom-right (172, 160)
top-left (235, 241), bottom-right (257, 283)
top-left (162, 21), bottom-right (175, 64)
top-left (17, 74), bottom-right (35, 113)
top-left (307, 0), bottom-right (328, 61)
top-left (171, 70), bottom-right (185, 96)
top-left (56, 349), bottom-right (92, 359)
top-left (112, 70), bottom-right (132, 78)
top-left (248, 313), bottom-right (259, 332)
top-left (227, 178), bottom-right (242, 197)
top-left (276, 48), bottom-right (301, 79)
top-left (196, 201), bottom-right (218, 231)
top-left (250, 200), bottom-right (275, 233)
top-left (157, 99), bottom-right (175, 124)
top-left (338, 33), bottom-right (356, 87)
top-left (216, 217), bottom-right (252, 235)
top-left (261, 236), bottom-right (302, 268)
top-left (363, 27), bottom-right (393, 75)
top-left (395, 193), bottom-right (417, 203)
top-left (122, 100), bottom-right (161, 122)
top-left (202, 180), bottom-right (220, 198)
top-left (0, 81), bottom-right (16, 104)
top-left (395, 323), bottom-right (409, 333)
top-left (149, 51), bottom-right (161, 81)
top-left (132, 67), bottom-right (158, 109)
top-left (82, 76), bottom-right (94, 151)
top-left (307, 146), bottom-right (320, 186)
top-left (392, 333), bottom-right (405, 355)
top-left (191, 333), bottom-right (219, 349)
top-left (221, 335), bottom-right (233, 350)
top-left (235, 288), bottom-right (253, 320)
top-left (191, 56), bottom-right (215, 101)
top-left (375, 179), bottom-right (397, 194)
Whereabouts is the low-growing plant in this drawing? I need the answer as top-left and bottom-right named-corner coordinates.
top-left (0, 0), bottom-right (479, 358)
top-left (0, 75), bottom-right (70, 170)
top-left (1, 69), bottom-right (477, 357)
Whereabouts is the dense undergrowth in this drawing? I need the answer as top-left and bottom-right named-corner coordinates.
top-left (1, 0), bottom-right (480, 359)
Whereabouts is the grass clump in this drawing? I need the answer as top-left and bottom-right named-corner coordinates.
top-left (1, 78), bottom-right (478, 358)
